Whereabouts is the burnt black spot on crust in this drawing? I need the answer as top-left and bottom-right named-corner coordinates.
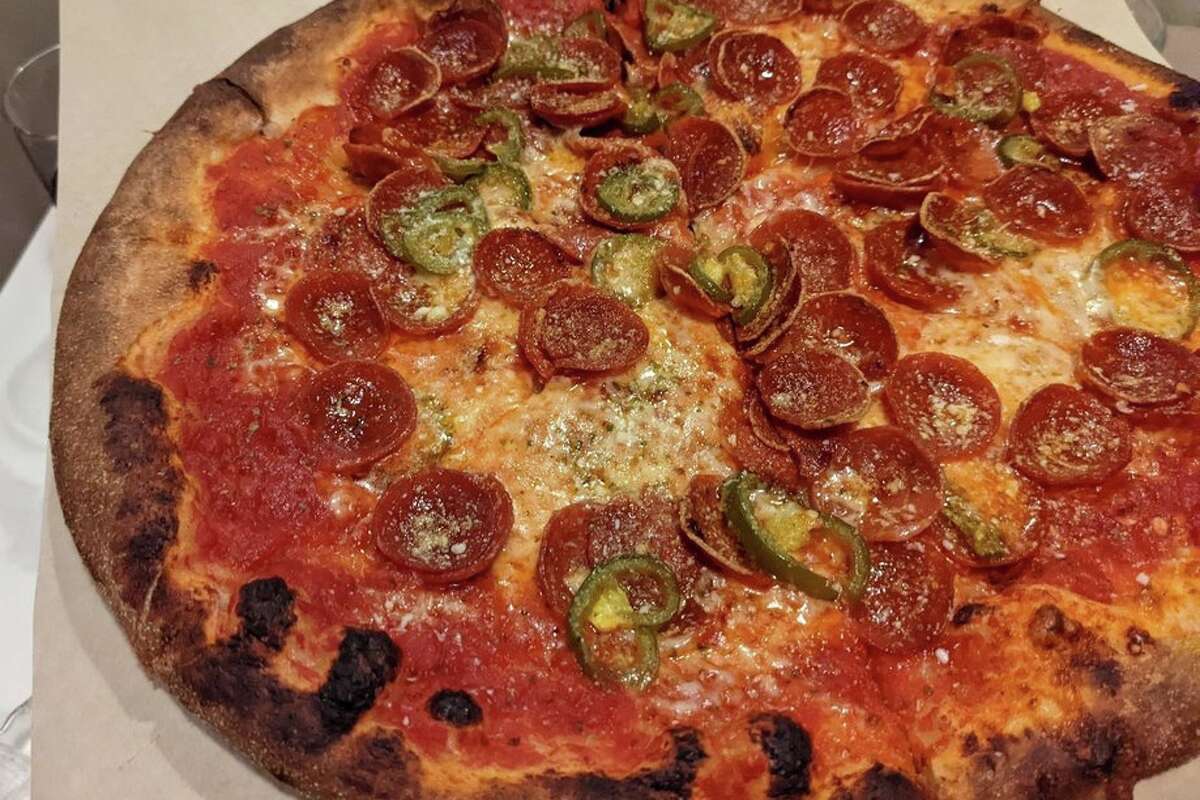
top-left (236, 577), bottom-right (296, 650)
top-left (834, 763), bottom-right (925, 800)
top-left (318, 629), bottom-right (401, 737)
top-left (1027, 604), bottom-right (1080, 649)
top-left (98, 373), bottom-right (184, 610)
top-left (188, 259), bottom-right (218, 291)
top-left (951, 602), bottom-right (990, 627)
top-left (750, 713), bottom-right (813, 798)
top-left (185, 627), bottom-right (400, 755)
top-left (1070, 654), bottom-right (1123, 694)
top-left (427, 689), bottom-right (482, 727)
top-left (548, 727), bottom-right (706, 799)
top-left (1168, 80), bottom-right (1200, 111)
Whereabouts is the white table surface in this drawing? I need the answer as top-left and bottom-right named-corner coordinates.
top-left (0, 209), bottom-right (51, 716)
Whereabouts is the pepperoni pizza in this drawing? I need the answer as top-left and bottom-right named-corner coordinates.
top-left (52, 0), bottom-right (1200, 798)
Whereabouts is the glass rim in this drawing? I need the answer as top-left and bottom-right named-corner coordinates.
top-left (3, 43), bottom-right (60, 142)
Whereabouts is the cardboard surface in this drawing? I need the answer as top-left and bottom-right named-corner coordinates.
top-left (33, 1), bottom-right (1194, 797)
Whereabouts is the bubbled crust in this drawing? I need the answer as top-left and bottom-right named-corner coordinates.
top-left (47, 0), bottom-right (1200, 798)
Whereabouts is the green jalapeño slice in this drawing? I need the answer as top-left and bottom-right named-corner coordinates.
top-left (721, 471), bottom-right (870, 602)
top-left (402, 211), bottom-right (486, 275)
top-left (931, 53), bottom-right (1022, 126)
top-left (1088, 239), bottom-right (1200, 339)
top-left (567, 555), bottom-right (681, 690)
top-left (644, 0), bottom-right (716, 54)
top-left (591, 234), bottom-right (663, 307)
top-left (477, 107), bottom-right (525, 163)
top-left (687, 245), bottom-right (772, 325)
top-left (468, 163), bottom-right (533, 211)
top-left (596, 160), bottom-right (681, 223)
top-left (996, 134), bottom-right (1059, 170)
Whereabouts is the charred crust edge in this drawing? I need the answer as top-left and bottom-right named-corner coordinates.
top-left (236, 576), bottom-right (297, 650)
top-left (750, 713), bottom-right (813, 798)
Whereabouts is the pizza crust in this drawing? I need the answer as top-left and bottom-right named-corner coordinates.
top-left (48, 1), bottom-right (1200, 798)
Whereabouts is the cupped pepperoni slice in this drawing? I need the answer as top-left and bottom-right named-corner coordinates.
top-left (863, 220), bottom-right (962, 311)
top-left (665, 116), bottom-right (747, 211)
top-left (364, 160), bottom-right (450, 243)
top-left (419, 19), bottom-right (505, 84)
top-left (1079, 327), bottom-right (1200, 407)
top-left (1008, 383), bottom-right (1133, 487)
top-left (862, 107), bottom-right (935, 158)
top-left (942, 15), bottom-right (1043, 83)
top-left (833, 150), bottom-right (944, 208)
top-left (919, 192), bottom-right (1033, 274)
top-left (681, 474), bottom-right (757, 576)
top-left (429, 0), bottom-right (507, 44)
top-left (1124, 182), bottom-right (1200, 253)
top-left (748, 209), bottom-right (856, 295)
top-left (689, 0), bottom-right (804, 24)
top-left (814, 52), bottom-right (901, 116)
top-left (811, 426), bottom-right (944, 541)
top-left (537, 504), bottom-right (596, 616)
top-left (981, 165), bottom-right (1094, 244)
top-left (372, 468), bottom-right (513, 583)
top-left (785, 88), bottom-right (866, 159)
top-left (708, 30), bottom-right (802, 108)
top-left (353, 48), bottom-right (442, 121)
top-left (556, 36), bottom-right (623, 88)
top-left (852, 539), bottom-right (953, 654)
top-left (284, 271), bottom-right (389, 363)
top-left (294, 360), bottom-right (417, 472)
top-left (307, 208), bottom-right (399, 281)
top-left (473, 227), bottom-right (573, 306)
top-left (721, 394), bottom-right (804, 493)
top-left (579, 144), bottom-right (682, 231)
top-left (841, 0), bottom-right (928, 55)
top-left (884, 352), bottom-right (1002, 460)
top-left (1089, 114), bottom-right (1189, 184)
top-left (659, 242), bottom-right (726, 318)
top-left (541, 220), bottom-right (612, 263)
top-left (768, 293), bottom-right (899, 381)
top-left (530, 83), bottom-right (626, 129)
top-left (345, 142), bottom-right (421, 186)
top-left (757, 348), bottom-right (870, 429)
top-left (387, 96), bottom-right (488, 158)
top-left (585, 491), bottom-right (702, 600)
top-left (1029, 92), bottom-right (1121, 159)
top-left (521, 282), bottom-right (650, 376)
top-left (920, 113), bottom-right (1001, 188)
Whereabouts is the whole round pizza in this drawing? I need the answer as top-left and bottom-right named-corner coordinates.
top-left (51, 0), bottom-right (1200, 797)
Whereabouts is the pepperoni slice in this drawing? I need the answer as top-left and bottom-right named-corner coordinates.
top-left (658, 242), bottom-right (726, 318)
top-left (862, 106), bottom-right (935, 158)
top-left (748, 209), bottom-right (855, 295)
top-left (428, 0), bottom-right (507, 44)
top-left (863, 220), bottom-right (962, 311)
top-left (806, 0), bottom-right (855, 12)
top-left (757, 348), bottom-right (870, 429)
top-left (1089, 114), bottom-right (1189, 184)
top-left (530, 83), bottom-right (626, 128)
top-left (537, 504), bottom-right (596, 616)
top-left (387, 96), bottom-right (488, 158)
top-left (981, 165), bottom-right (1094, 244)
top-left (1029, 92), bottom-right (1121, 159)
top-left (852, 539), bottom-right (953, 654)
top-left (1080, 328), bottom-right (1200, 407)
top-left (473, 227), bottom-right (573, 307)
top-left (833, 149), bottom-right (943, 208)
top-left (520, 282), bottom-right (650, 376)
top-left (372, 468), bottom-right (513, 583)
top-left (284, 272), bottom-right (388, 363)
top-left (364, 159), bottom-right (450, 243)
top-left (307, 208), bottom-right (399, 281)
top-left (722, 394), bottom-right (804, 493)
top-left (1008, 384), bottom-right (1133, 487)
top-left (784, 88), bottom-right (866, 159)
top-left (811, 426), bottom-right (944, 541)
top-left (884, 352), bottom-right (1002, 460)
top-left (294, 361), bottom-right (417, 472)
top-left (942, 15), bottom-right (1044, 87)
top-left (665, 117), bottom-right (747, 211)
top-left (352, 48), bottom-right (441, 121)
top-left (374, 267), bottom-right (480, 337)
top-left (814, 53), bottom-right (901, 116)
top-left (419, 20), bottom-right (505, 84)
top-left (766, 293), bottom-right (899, 381)
top-left (681, 475), bottom-right (756, 576)
top-left (841, 0), bottom-right (928, 55)
top-left (579, 144), bottom-right (682, 231)
top-left (920, 113), bottom-right (1001, 188)
top-left (708, 31), bottom-right (802, 108)
top-left (556, 36), bottom-right (623, 88)
top-left (541, 220), bottom-right (612, 263)
top-left (689, 0), bottom-right (804, 25)
top-left (1124, 182), bottom-right (1200, 253)
top-left (449, 75), bottom-right (535, 112)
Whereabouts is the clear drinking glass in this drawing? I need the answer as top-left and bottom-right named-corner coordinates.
top-left (3, 44), bottom-right (59, 201)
